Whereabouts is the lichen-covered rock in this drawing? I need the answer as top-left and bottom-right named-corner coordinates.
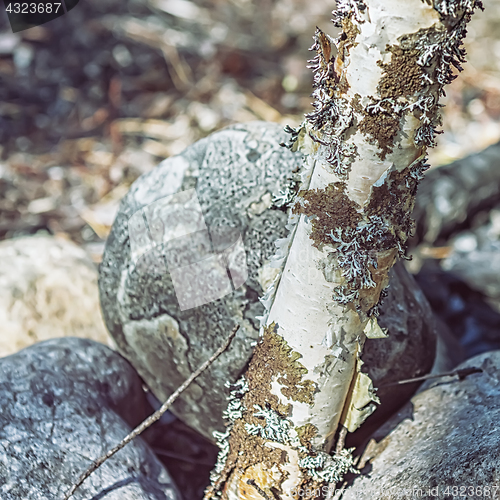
top-left (99, 121), bottom-right (437, 441)
top-left (0, 235), bottom-right (112, 357)
top-left (342, 350), bottom-right (500, 500)
top-left (0, 337), bottom-right (179, 500)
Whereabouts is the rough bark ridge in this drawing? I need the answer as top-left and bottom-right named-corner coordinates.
top-left (206, 1), bottom-right (483, 499)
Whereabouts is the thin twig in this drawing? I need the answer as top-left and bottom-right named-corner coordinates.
top-left (63, 324), bottom-right (240, 500)
top-left (379, 367), bottom-right (482, 388)
top-left (330, 480), bottom-right (347, 500)
top-left (246, 480), bottom-right (272, 500)
top-left (151, 448), bottom-right (215, 466)
top-left (335, 424), bottom-right (348, 456)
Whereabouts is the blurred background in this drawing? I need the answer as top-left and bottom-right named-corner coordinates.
top-left (0, 0), bottom-right (499, 262)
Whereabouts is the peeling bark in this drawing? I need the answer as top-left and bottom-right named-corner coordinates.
top-left (206, 1), bottom-right (483, 498)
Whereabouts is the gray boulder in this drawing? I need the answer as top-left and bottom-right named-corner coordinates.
top-left (343, 351), bottom-right (500, 500)
top-left (0, 337), bottom-right (179, 500)
top-left (99, 121), bottom-right (438, 442)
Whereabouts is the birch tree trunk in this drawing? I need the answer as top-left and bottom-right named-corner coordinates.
top-left (206, 1), bottom-right (483, 499)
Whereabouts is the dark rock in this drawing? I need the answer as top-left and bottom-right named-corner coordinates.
top-left (416, 260), bottom-right (500, 359)
top-left (343, 350), bottom-right (500, 500)
top-left (441, 205), bottom-right (500, 309)
top-left (144, 417), bottom-right (219, 500)
top-left (0, 337), bottom-right (179, 500)
top-left (99, 121), bottom-right (438, 442)
top-left (411, 150), bottom-right (500, 360)
top-left (412, 140), bottom-right (500, 245)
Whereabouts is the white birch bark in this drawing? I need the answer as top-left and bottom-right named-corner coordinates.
top-left (206, 1), bottom-right (483, 499)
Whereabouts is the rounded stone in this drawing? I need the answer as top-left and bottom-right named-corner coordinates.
top-left (0, 337), bottom-right (179, 500)
top-left (342, 350), bottom-right (500, 499)
top-left (0, 235), bottom-right (112, 357)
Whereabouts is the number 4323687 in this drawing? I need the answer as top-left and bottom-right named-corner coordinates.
top-left (6, 3), bottom-right (62, 14)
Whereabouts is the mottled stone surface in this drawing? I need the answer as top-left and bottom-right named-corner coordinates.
top-left (343, 351), bottom-right (500, 499)
top-left (0, 235), bottom-right (112, 357)
top-left (99, 121), bottom-right (437, 441)
top-left (0, 337), bottom-right (179, 500)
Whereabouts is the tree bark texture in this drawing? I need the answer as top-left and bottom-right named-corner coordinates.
top-left (206, 1), bottom-right (483, 499)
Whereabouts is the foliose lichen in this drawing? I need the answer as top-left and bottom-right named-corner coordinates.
top-left (244, 404), bottom-right (293, 443)
top-left (292, 183), bottom-right (361, 249)
top-left (206, 323), bottom-right (361, 498)
top-left (207, 1), bottom-right (484, 497)
top-left (332, 0), bottom-right (367, 27)
top-left (272, 173), bottom-right (302, 210)
top-left (210, 377), bottom-right (249, 485)
top-left (303, 26), bottom-right (359, 180)
top-left (279, 0), bottom-right (482, 312)
top-left (298, 448), bottom-right (359, 483)
top-left (207, 324), bottom-right (319, 497)
top-left (431, 0), bottom-right (484, 22)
